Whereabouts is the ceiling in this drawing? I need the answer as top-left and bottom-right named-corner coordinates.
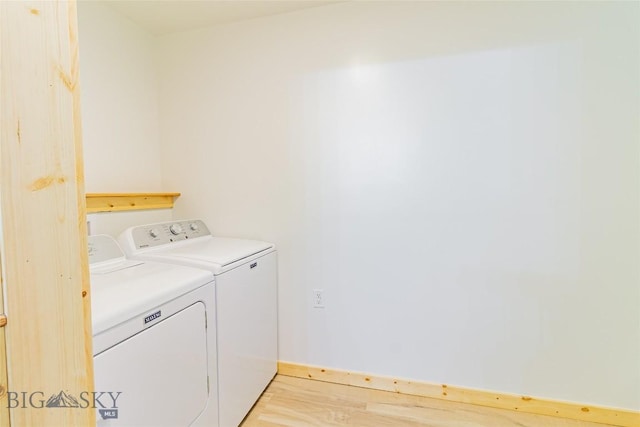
top-left (100, 0), bottom-right (340, 36)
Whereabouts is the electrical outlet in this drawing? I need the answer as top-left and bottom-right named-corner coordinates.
top-left (313, 289), bottom-right (324, 308)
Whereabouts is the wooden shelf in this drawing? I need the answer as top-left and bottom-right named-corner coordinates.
top-left (85, 193), bottom-right (180, 213)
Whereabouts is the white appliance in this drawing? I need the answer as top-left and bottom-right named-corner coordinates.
top-left (89, 235), bottom-right (218, 427)
top-left (119, 220), bottom-right (277, 427)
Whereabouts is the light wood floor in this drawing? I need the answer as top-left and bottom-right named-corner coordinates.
top-left (241, 375), bottom-right (616, 427)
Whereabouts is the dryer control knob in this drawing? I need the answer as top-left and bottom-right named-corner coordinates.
top-left (149, 228), bottom-right (160, 238)
top-left (189, 223), bottom-right (199, 231)
top-left (169, 223), bottom-right (183, 235)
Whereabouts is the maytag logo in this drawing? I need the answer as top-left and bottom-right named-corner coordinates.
top-left (144, 310), bottom-right (161, 324)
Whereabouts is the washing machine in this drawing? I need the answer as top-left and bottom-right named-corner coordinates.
top-left (118, 220), bottom-right (277, 427)
top-left (89, 234), bottom-right (218, 427)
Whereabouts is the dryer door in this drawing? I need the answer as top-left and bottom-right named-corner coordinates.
top-left (94, 302), bottom-right (209, 427)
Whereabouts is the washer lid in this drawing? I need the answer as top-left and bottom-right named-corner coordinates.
top-left (141, 236), bottom-right (274, 273)
top-left (90, 260), bottom-right (213, 336)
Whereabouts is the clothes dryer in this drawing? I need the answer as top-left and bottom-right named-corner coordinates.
top-left (89, 235), bottom-right (218, 427)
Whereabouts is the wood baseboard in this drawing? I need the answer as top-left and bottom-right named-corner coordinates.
top-left (277, 361), bottom-right (639, 427)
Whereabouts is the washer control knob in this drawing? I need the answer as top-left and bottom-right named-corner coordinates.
top-left (169, 223), bottom-right (183, 235)
top-left (189, 222), bottom-right (199, 231)
top-left (149, 228), bottom-right (160, 238)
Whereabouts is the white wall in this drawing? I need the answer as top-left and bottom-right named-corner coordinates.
top-left (157, 2), bottom-right (639, 409)
top-left (78, 1), bottom-right (163, 193)
top-left (78, 2), bottom-right (171, 236)
top-left (86, 209), bottom-right (172, 239)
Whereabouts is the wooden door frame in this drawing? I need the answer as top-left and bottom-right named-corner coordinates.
top-left (0, 263), bottom-right (8, 427)
top-left (0, 1), bottom-right (95, 425)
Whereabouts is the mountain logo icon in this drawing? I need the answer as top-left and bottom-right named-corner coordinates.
top-left (45, 390), bottom-right (80, 408)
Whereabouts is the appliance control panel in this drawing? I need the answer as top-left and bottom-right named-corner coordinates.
top-left (131, 220), bottom-right (210, 249)
top-left (88, 235), bottom-right (125, 264)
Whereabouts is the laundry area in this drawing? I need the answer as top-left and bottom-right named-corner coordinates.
top-left (88, 222), bottom-right (276, 427)
top-left (0, 1), bottom-right (638, 427)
